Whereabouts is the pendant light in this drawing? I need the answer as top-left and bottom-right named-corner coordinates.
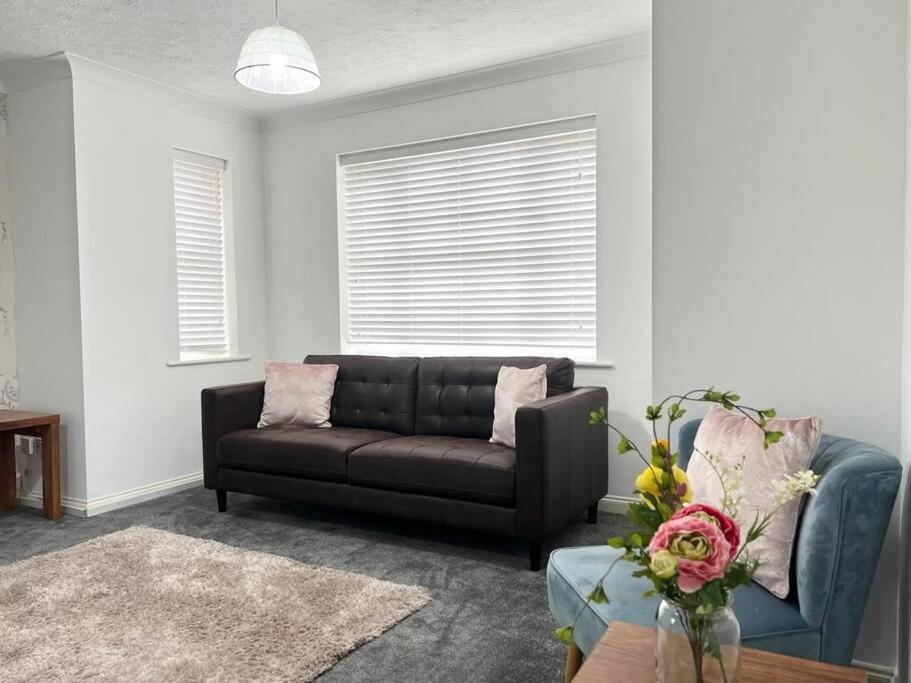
top-left (234, 0), bottom-right (321, 95)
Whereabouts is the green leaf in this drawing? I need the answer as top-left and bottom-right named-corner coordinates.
top-left (761, 408), bottom-right (777, 419)
top-left (588, 581), bottom-right (610, 604)
top-left (703, 389), bottom-right (723, 403)
top-left (589, 405), bottom-right (608, 425)
top-left (628, 501), bottom-right (664, 531)
top-left (555, 625), bottom-right (575, 645)
top-left (645, 404), bottom-right (662, 421)
top-left (697, 580), bottom-right (725, 610)
top-left (763, 430), bottom-right (784, 448)
top-left (722, 560), bottom-right (755, 589)
top-left (628, 533), bottom-right (644, 548)
top-left (617, 436), bottom-right (633, 454)
top-left (607, 536), bottom-right (626, 549)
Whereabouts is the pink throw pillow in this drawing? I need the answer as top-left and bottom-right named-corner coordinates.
top-left (258, 362), bottom-right (339, 429)
top-left (686, 405), bottom-right (821, 598)
top-left (489, 365), bottom-right (547, 448)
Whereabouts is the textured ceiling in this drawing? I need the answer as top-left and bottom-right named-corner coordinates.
top-left (0, 0), bottom-right (650, 114)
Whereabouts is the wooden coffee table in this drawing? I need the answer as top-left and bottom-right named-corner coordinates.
top-left (0, 411), bottom-right (62, 520)
top-left (574, 622), bottom-right (865, 682)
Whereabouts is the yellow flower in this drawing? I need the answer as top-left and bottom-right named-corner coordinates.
top-left (649, 550), bottom-right (679, 578)
top-left (652, 439), bottom-right (670, 456)
top-left (635, 465), bottom-right (693, 505)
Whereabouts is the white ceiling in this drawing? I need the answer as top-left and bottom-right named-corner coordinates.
top-left (0, 0), bottom-right (650, 115)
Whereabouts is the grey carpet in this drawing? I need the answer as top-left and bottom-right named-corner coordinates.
top-left (0, 487), bottom-right (635, 682)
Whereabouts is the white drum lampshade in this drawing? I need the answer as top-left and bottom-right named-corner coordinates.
top-left (234, 25), bottom-right (321, 95)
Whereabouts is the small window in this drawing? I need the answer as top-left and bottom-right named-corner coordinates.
top-left (171, 149), bottom-right (233, 361)
top-left (338, 117), bottom-right (597, 359)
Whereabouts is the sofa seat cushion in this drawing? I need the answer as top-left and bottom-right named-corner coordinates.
top-left (217, 427), bottom-right (397, 482)
top-left (547, 546), bottom-right (821, 660)
top-left (348, 435), bottom-right (516, 506)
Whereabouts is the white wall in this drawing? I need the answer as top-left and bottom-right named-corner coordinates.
top-left (3, 54), bottom-right (270, 511)
top-left (66, 57), bottom-right (269, 504)
top-left (262, 40), bottom-right (653, 497)
top-left (6, 74), bottom-right (88, 504)
top-left (654, 1), bottom-right (907, 672)
top-left (0, 98), bottom-right (19, 410)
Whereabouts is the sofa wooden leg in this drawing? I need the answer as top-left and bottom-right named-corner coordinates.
top-left (565, 643), bottom-right (583, 682)
top-left (216, 489), bottom-right (227, 513)
top-left (529, 540), bottom-right (543, 571)
top-left (587, 503), bottom-right (598, 524)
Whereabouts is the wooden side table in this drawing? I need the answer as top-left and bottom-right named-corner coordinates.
top-left (0, 411), bottom-right (62, 520)
top-left (574, 622), bottom-right (865, 683)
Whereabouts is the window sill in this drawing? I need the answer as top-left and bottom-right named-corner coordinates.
top-left (574, 360), bottom-right (616, 369)
top-left (167, 354), bottom-right (252, 368)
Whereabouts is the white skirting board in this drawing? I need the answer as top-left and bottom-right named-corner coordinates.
top-left (597, 496), bottom-right (894, 682)
top-left (19, 471), bottom-right (203, 517)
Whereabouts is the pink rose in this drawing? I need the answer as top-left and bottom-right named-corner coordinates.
top-left (671, 503), bottom-right (741, 551)
top-left (648, 516), bottom-right (733, 593)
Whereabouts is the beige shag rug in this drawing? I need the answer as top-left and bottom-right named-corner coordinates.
top-left (0, 527), bottom-right (431, 681)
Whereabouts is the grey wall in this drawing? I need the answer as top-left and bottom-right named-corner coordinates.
top-left (69, 59), bottom-right (269, 505)
top-left (653, 0), bottom-right (907, 671)
top-left (7, 77), bottom-right (88, 504)
top-left (0, 97), bottom-right (18, 410)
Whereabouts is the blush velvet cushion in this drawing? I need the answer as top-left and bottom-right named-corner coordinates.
top-left (489, 364), bottom-right (547, 448)
top-left (686, 405), bottom-right (822, 598)
top-left (257, 361), bottom-right (339, 429)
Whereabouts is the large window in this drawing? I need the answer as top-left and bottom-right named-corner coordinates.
top-left (338, 117), bottom-right (597, 359)
top-left (171, 149), bottom-right (234, 362)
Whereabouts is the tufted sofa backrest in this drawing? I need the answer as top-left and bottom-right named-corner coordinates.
top-left (305, 355), bottom-right (419, 435)
top-left (414, 356), bottom-right (575, 439)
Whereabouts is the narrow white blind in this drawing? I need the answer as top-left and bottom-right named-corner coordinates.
top-left (172, 150), bottom-right (229, 360)
top-left (340, 123), bottom-right (597, 359)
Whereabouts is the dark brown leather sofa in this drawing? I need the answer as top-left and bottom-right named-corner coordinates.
top-left (202, 354), bottom-right (608, 570)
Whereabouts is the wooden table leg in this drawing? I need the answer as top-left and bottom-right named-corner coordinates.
top-left (565, 643), bottom-right (583, 682)
top-left (37, 423), bottom-right (61, 520)
top-left (0, 432), bottom-right (16, 511)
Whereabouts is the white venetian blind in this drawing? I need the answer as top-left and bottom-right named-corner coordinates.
top-left (172, 150), bottom-right (230, 361)
top-left (339, 118), bottom-right (597, 359)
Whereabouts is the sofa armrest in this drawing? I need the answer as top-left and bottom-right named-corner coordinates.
top-left (793, 436), bottom-right (901, 664)
top-left (201, 381), bottom-right (265, 488)
top-left (515, 386), bottom-right (609, 540)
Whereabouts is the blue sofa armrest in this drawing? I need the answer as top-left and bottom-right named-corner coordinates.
top-left (677, 418), bottom-right (901, 665)
top-left (793, 435), bottom-right (901, 663)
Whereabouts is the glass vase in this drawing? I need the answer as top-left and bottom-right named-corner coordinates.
top-left (655, 598), bottom-right (741, 683)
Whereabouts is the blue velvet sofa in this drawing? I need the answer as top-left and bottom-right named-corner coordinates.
top-left (547, 419), bottom-right (901, 666)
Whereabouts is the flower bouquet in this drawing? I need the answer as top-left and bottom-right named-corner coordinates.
top-left (556, 389), bottom-right (819, 683)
